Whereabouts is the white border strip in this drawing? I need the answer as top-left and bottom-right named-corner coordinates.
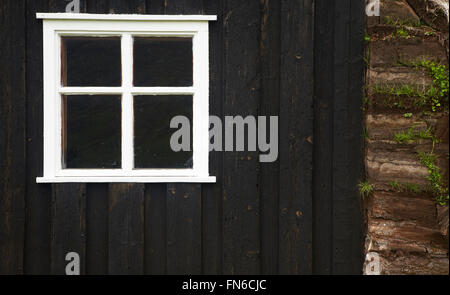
top-left (36, 13), bottom-right (217, 21)
top-left (37, 176), bottom-right (216, 183)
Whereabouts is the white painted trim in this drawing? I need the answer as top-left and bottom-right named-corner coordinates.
top-left (58, 87), bottom-right (195, 95)
top-left (38, 15), bottom-right (214, 183)
top-left (121, 33), bottom-right (134, 172)
top-left (36, 176), bottom-right (216, 183)
top-left (37, 13), bottom-right (217, 21)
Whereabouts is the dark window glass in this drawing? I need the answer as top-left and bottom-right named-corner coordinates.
top-left (63, 95), bottom-right (121, 168)
top-left (134, 95), bottom-right (192, 168)
top-left (62, 37), bottom-right (121, 86)
top-left (133, 37), bottom-right (193, 87)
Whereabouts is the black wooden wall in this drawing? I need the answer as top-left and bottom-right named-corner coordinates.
top-left (0, 0), bottom-right (365, 275)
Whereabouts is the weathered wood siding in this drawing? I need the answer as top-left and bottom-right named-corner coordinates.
top-left (0, 0), bottom-right (365, 275)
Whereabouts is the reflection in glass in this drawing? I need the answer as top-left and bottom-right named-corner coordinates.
top-left (133, 37), bottom-right (193, 87)
top-left (134, 95), bottom-right (193, 168)
top-left (63, 95), bottom-right (121, 168)
top-left (62, 37), bottom-right (121, 86)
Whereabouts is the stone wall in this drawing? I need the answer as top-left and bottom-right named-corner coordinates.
top-left (363, 0), bottom-right (449, 275)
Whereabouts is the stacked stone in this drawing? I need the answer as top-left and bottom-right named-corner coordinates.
top-left (364, 0), bottom-right (449, 275)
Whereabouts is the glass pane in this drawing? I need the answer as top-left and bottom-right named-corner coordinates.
top-left (134, 95), bottom-right (193, 168)
top-left (63, 95), bottom-right (121, 169)
top-left (133, 37), bottom-right (193, 87)
top-left (62, 37), bottom-right (121, 86)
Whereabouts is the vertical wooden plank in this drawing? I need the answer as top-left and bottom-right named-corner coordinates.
top-left (51, 184), bottom-right (86, 274)
top-left (162, 0), bottom-right (204, 275)
top-left (140, 0), bottom-right (168, 276)
top-left (278, 0), bottom-right (314, 275)
top-left (163, 0), bottom-right (204, 14)
top-left (86, 0), bottom-right (146, 14)
top-left (222, 0), bottom-right (261, 275)
top-left (144, 184), bottom-right (167, 274)
top-left (201, 0), bottom-right (224, 275)
top-left (259, 0), bottom-right (281, 275)
top-left (102, 0), bottom-right (147, 275)
top-left (82, 0), bottom-right (109, 277)
top-left (24, 0), bottom-right (52, 275)
top-left (166, 184), bottom-right (202, 274)
top-left (48, 0), bottom-right (88, 277)
top-left (313, 0), bottom-right (335, 275)
top-left (0, 0), bottom-right (26, 275)
top-left (86, 184), bottom-right (109, 274)
top-left (146, 0), bottom-right (165, 14)
top-left (332, 0), bottom-right (365, 274)
top-left (108, 184), bottom-right (145, 274)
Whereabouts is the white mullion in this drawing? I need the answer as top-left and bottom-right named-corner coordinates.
top-left (121, 33), bottom-right (134, 172)
top-left (131, 87), bottom-right (195, 95)
top-left (59, 87), bottom-right (123, 94)
top-left (192, 29), bottom-right (209, 177)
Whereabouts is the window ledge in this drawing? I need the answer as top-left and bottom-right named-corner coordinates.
top-left (36, 176), bottom-right (216, 183)
top-left (36, 13), bottom-right (217, 21)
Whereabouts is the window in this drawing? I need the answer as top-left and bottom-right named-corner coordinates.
top-left (36, 13), bottom-right (216, 183)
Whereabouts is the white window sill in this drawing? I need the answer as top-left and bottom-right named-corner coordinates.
top-left (36, 176), bottom-right (216, 183)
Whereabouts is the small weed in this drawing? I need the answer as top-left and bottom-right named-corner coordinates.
top-left (358, 180), bottom-right (374, 199)
top-left (407, 59), bottom-right (449, 112)
top-left (418, 151), bottom-right (449, 205)
top-left (364, 32), bottom-right (371, 43)
top-left (404, 183), bottom-right (421, 193)
top-left (396, 28), bottom-right (410, 38)
top-left (362, 97), bottom-right (370, 111)
top-left (384, 16), bottom-right (421, 28)
top-left (393, 126), bottom-right (434, 143)
top-left (363, 127), bottom-right (370, 139)
top-left (390, 180), bottom-right (400, 190)
top-left (403, 113), bottom-right (413, 118)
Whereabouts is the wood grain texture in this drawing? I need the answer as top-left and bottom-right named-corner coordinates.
top-left (166, 183), bottom-right (202, 274)
top-left (278, 0), bottom-right (314, 275)
top-left (144, 183), bottom-right (167, 274)
top-left (163, 0), bottom-right (204, 275)
top-left (86, 184), bottom-right (109, 274)
top-left (201, 0), bottom-right (223, 275)
top-left (259, 0), bottom-right (280, 275)
top-left (331, 0), bottom-right (365, 274)
top-left (0, 0), bottom-right (26, 275)
top-left (313, 0), bottom-right (335, 275)
top-left (51, 184), bottom-right (86, 274)
top-left (24, 0), bottom-right (52, 275)
top-left (222, 0), bottom-right (261, 275)
top-left (100, 0), bottom-right (147, 275)
top-left (108, 183), bottom-right (145, 274)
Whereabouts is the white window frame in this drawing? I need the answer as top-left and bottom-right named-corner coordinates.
top-left (35, 13), bottom-right (216, 183)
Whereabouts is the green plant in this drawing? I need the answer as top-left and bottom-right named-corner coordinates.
top-left (358, 180), bottom-right (374, 199)
top-left (390, 180), bottom-right (400, 190)
top-left (363, 127), bottom-right (370, 139)
top-left (413, 59), bottom-right (449, 112)
top-left (418, 151), bottom-right (449, 205)
top-left (403, 183), bottom-right (421, 193)
top-left (364, 32), bottom-right (371, 43)
top-left (384, 16), bottom-right (421, 28)
top-left (362, 96), bottom-right (370, 111)
top-left (378, 59), bottom-right (449, 112)
top-left (396, 27), bottom-right (410, 38)
top-left (393, 126), bottom-right (434, 143)
top-left (403, 112), bottom-right (413, 118)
